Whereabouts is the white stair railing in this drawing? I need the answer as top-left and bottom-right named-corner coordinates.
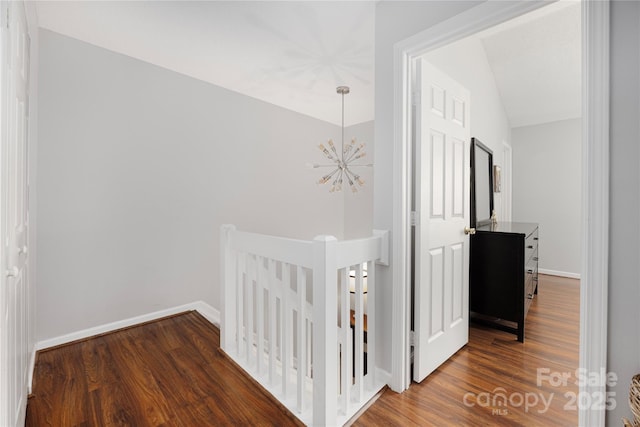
top-left (220, 225), bottom-right (389, 426)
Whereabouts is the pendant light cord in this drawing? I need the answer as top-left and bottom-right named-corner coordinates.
top-left (341, 91), bottom-right (345, 163)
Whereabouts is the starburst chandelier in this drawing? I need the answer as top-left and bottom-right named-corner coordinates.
top-left (311, 86), bottom-right (372, 193)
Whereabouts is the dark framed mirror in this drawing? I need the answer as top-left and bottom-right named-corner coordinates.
top-left (470, 137), bottom-right (494, 227)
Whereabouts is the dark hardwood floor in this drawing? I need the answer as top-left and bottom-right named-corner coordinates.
top-left (27, 274), bottom-right (579, 426)
top-left (355, 274), bottom-right (580, 426)
top-left (26, 312), bottom-right (302, 426)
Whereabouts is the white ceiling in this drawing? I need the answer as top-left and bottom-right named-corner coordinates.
top-left (476, 1), bottom-right (581, 128)
top-left (35, 1), bottom-right (580, 129)
top-left (36, 1), bottom-right (375, 127)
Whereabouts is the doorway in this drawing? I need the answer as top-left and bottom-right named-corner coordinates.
top-left (411, 0), bottom-right (581, 375)
top-left (391, 1), bottom-right (610, 425)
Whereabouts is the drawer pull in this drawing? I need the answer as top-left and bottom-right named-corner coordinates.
top-left (527, 269), bottom-right (533, 274)
top-left (534, 237), bottom-right (538, 241)
top-left (527, 245), bottom-right (534, 249)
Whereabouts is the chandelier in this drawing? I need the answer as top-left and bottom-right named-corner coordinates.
top-left (312, 86), bottom-right (372, 193)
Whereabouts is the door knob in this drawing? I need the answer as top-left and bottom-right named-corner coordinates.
top-left (464, 227), bottom-right (476, 235)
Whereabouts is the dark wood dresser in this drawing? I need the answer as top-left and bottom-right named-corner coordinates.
top-left (469, 222), bottom-right (539, 342)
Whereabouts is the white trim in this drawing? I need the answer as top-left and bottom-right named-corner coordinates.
top-left (191, 301), bottom-right (221, 327)
top-left (579, 1), bottom-right (609, 426)
top-left (502, 142), bottom-right (512, 222)
top-left (391, 3), bottom-right (609, 426)
top-left (392, 0), bottom-right (554, 394)
top-left (390, 39), bottom-right (412, 392)
top-left (35, 301), bottom-right (220, 351)
top-left (27, 346), bottom-right (37, 395)
top-left (539, 269), bottom-right (581, 280)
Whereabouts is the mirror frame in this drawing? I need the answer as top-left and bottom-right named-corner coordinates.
top-left (470, 137), bottom-right (494, 227)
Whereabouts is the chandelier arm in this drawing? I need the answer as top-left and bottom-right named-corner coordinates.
top-left (343, 167), bottom-right (360, 193)
top-left (343, 166), bottom-right (356, 183)
top-left (344, 147), bottom-right (363, 163)
top-left (319, 167), bottom-right (341, 184)
top-left (327, 140), bottom-right (339, 158)
top-left (330, 169), bottom-right (344, 192)
top-left (319, 146), bottom-right (340, 163)
top-left (325, 167), bottom-right (341, 179)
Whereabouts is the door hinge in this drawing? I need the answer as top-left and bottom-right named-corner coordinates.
top-left (409, 330), bottom-right (415, 347)
top-left (410, 211), bottom-right (419, 227)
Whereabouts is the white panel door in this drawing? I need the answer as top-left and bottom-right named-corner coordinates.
top-left (1, 1), bottom-right (31, 426)
top-left (413, 59), bottom-right (471, 382)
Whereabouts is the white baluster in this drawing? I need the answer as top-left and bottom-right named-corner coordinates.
top-left (296, 266), bottom-right (306, 413)
top-left (268, 258), bottom-right (277, 385)
top-left (282, 262), bottom-right (291, 397)
top-left (236, 252), bottom-right (245, 358)
top-left (353, 263), bottom-right (364, 401)
top-left (256, 256), bottom-right (265, 374)
top-left (340, 267), bottom-right (350, 414)
top-left (367, 260), bottom-right (376, 389)
top-left (246, 254), bottom-right (254, 363)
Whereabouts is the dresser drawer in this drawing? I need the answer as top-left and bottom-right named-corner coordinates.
top-left (525, 229), bottom-right (539, 263)
top-left (524, 272), bottom-right (536, 316)
top-left (525, 271), bottom-right (536, 300)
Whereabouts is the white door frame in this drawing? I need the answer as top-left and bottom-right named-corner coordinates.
top-left (502, 142), bottom-right (512, 222)
top-left (390, 1), bottom-right (609, 426)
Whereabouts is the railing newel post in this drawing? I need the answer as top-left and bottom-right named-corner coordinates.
top-left (220, 224), bottom-right (237, 353)
top-left (312, 235), bottom-right (338, 426)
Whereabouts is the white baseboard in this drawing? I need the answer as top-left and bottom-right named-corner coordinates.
top-left (377, 367), bottom-right (392, 387)
top-left (191, 301), bottom-right (221, 327)
top-left (27, 344), bottom-right (37, 394)
top-left (35, 301), bottom-right (220, 351)
top-left (539, 269), bottom-right (581, 279)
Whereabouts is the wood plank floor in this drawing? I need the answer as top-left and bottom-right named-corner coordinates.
top-left (355, 274), bottom-right (580, 426)
top-left (27, 274), bottom-right (579, 426)
top-left (26, 311), bottom-right (303, 427)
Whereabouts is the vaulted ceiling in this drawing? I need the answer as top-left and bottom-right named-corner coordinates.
top-left (477, 1), bottom-right (581, 128)
top-left (35, 1), bottom-right (580, 128)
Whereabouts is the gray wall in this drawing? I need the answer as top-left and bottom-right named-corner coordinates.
top-left (343, 120), bottom-right (374, 240)
top-left (512, 119), bottom-right (581, 277)
top-left (37, 29), bottom-right (347, 342)
top-left (608, 1), bottom-right (640, 424)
